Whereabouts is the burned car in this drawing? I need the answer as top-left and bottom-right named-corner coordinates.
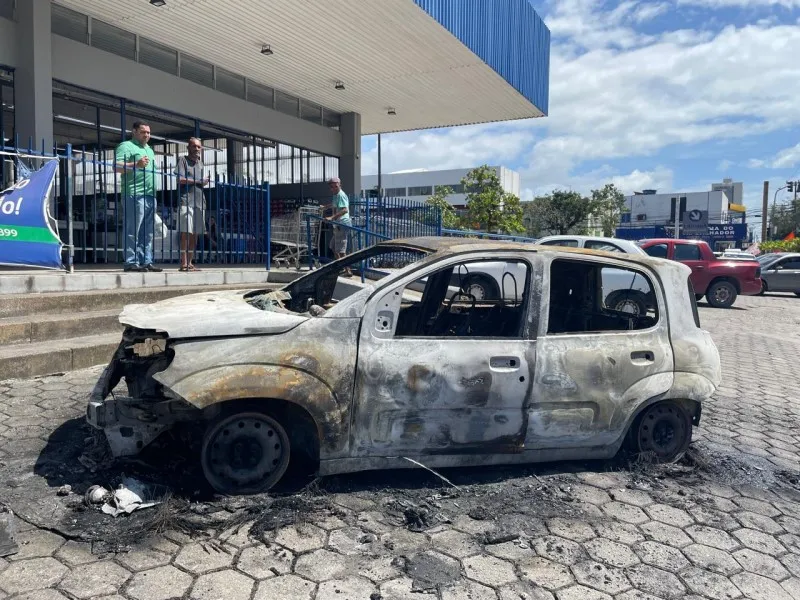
top-left (87, 238), bottom-right (721, 494)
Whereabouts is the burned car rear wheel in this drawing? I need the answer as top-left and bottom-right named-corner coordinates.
top-left (631, 401), bottom-right (692, 463)
top-left (201, 412), bottom-right (291, 494)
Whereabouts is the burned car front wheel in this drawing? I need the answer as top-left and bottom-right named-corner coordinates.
top-left (201, 412), bottom-right (291, 494)
top-left (629, 400), bottom-right (692, 463)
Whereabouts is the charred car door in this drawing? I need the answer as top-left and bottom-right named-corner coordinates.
top-left (352, 253), bottom-right (538, 456)
top-left (526, 256), bottom-right (674, 450)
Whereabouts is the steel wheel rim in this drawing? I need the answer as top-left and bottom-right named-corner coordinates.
top-left (637, 404), bottom-right (687, 458)
top-left (713, 285), bottom-right (732, 304)
top-left (203, 413), bottom-right (290, 493)
top-left (615, 299), bottom-right (641, 315)
top-left (466, 282), bottom-right (488, 301)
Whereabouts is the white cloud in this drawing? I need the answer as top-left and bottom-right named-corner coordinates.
top-left (632, 2), bottom-right (670, 22)
top-left (747, 143), bottom-right (800, 169)
top-left (526, 166), bottom-right (674, 197)
top-left (718, 159), bottom-right (734, 171)
top-left (771, 143), bottom-right (800, 168)
top-left (361, 125), bottom-right (534, 177)
top-left (362, 2), bottom-right (800, 200)
top-left (679, 0), bottom-right (800, 8)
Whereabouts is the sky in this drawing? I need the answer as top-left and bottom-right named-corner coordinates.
top-left (360, 0), bottom-right (800, 216)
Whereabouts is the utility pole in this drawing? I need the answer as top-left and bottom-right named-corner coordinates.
top-left (762, 181), bottom-right (769, 242)
top-left (377, 133), bottom-right (382, 199)
top-left (674, 204), bottom-right (680, 239)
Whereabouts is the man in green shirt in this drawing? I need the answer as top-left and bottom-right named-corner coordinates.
top-left (326, 177), bottom-right (351, 258)
top-left (115, 121), bottom-right (161, 272)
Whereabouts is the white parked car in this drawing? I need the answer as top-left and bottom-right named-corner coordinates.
top-left (536, 235), bottom-right (646, 255)
top-left (446, 236), bottom-right (654, 313)
top-left (536, 236), bottom-right (653, 315)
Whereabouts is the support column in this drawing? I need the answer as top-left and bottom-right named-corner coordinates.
top-left (339, 112), bottom-right (361, 199)
top-left (226, 139), bottom-right (245, 182)
top-left (17, 0), bottom-right (53, 152)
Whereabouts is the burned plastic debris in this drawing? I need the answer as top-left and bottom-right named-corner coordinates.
top-left (0, 506), bottom-right (18, 557)
top-left (85, 477), bottom-right (166, 518)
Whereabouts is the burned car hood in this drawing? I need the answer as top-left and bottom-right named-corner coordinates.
top-left (119, 289), bottom-right (308, 338)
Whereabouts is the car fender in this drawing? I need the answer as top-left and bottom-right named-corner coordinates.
top-left (160, 364), bottom-right (348, 455)
top-left (662, 371), bottom-right (717, 403)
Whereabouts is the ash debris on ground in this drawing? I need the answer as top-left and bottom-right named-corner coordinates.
top-left (10, 411), bottom-right (800, 562)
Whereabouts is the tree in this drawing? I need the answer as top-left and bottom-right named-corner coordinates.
top-left (461, 165), bottom-right (524, 233)
top-left (425, 186), bottom-right (460, 229)
top-left (525, 190), bottom-right (596, 235)
top-left (591, 183), bottom-right (627, 237)
top-left (769, 199), bottom-right (800, 240)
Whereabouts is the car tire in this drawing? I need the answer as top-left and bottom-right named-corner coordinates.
top-left (629, 400), bottom-right (692, 463)
top-left (758, 280), bottom-right (767, 296)
top-left (605, 290), bottom-right (648, 316)
top-left (706, 280), bottom-right (737, 308)
top-left (795, 292), bottom-right (800, 298)
top-left (463, 274), bottom-right (500, 301)
top-left (201, 411), bottom-right (291, 495)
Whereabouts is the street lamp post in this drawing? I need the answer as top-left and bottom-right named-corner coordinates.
top-left (770, 185), bottom-right (787, 241)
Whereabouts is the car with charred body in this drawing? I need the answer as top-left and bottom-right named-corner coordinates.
top-left (86, 238), bottom-right (721, 495)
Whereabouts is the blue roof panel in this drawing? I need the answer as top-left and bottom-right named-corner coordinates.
top-left (414, 0), bottom-right (550, 116)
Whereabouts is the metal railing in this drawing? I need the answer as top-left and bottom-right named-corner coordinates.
top-left (1, 138), bottom-right (476, 272)
top-left (1, 140), bottom-right (274, 270)
top-left (352, 196), bottom-right (442, 241)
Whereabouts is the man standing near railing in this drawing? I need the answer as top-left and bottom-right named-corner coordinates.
top-left (326, 177), bottom-right (352, 273)
top-left (175, 137), bottom-right (209, 271)
top-left (115, 121), bottom-right (162, 272)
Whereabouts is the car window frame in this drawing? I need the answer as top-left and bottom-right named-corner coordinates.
top-left (584, 240), bottom-right (625, 253)
top-left (643, 243), bottom-right (669, 259)
top-left (369, 251), bottom-right (540, 342)
top-left (540, 255), bottom-right (664, 338)
top-left (540, 239), bottom-right (579, 248)
top-left (673, 244), bottom-right (702, 261)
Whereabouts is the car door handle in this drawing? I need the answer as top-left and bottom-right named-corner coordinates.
top-left (490, 356), bottom-right (520, 370)
top-left (631, 350), bottom-right (655, 363)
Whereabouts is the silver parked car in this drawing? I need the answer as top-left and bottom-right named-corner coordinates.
top-left (87, 238), bottom-right (721, 494)
top-left (758, 252), bottom-right (800, 296)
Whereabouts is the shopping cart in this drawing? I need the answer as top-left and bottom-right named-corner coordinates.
top-left (270, 205), bottom-right (323, 269)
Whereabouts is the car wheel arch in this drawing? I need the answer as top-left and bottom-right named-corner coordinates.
top-left (709, 275), bottom-right (740, 293)
top-left (166, 364), bottom-right (346, 456)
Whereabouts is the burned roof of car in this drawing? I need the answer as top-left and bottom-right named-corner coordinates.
top-left (382, 236), bottom-right (676, 270)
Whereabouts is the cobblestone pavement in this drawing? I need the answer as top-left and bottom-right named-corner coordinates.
top-left (1, 293), bottom-right (800, 600)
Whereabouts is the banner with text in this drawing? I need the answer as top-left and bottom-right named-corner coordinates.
top-left (0, 160), bottom-right (63, 269)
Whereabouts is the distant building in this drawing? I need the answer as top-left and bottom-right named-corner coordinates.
top-left (361, 166), bottom-right (520, 208)
top-left (711, 178), bottom-right (746, 213)
top-left (622, 189), bottom-right (731, 228)
top-left (618, 187), bottom-right (750, 248)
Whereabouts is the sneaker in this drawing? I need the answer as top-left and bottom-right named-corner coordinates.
top-left (144, 264), bottom-right (163, 272)
top-left (123, 264), bottom-right (144, 272)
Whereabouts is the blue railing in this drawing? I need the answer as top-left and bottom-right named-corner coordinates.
top-left (1, 140), bottom-right (273, 270)
top-left (3, 137), bottom-right (543, 272)
top-left (352, 196), bottom-right (442, 240)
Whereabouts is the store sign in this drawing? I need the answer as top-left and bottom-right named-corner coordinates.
top-left (706, 223), bottom-right (747, 241)
top-left (683, 209), bottom-right (708, 236)
top-left (0, 160), bottom-right (63, 269)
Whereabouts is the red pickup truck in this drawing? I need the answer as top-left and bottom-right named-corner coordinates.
top-left (638, 239), bottom-right (762, 308)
